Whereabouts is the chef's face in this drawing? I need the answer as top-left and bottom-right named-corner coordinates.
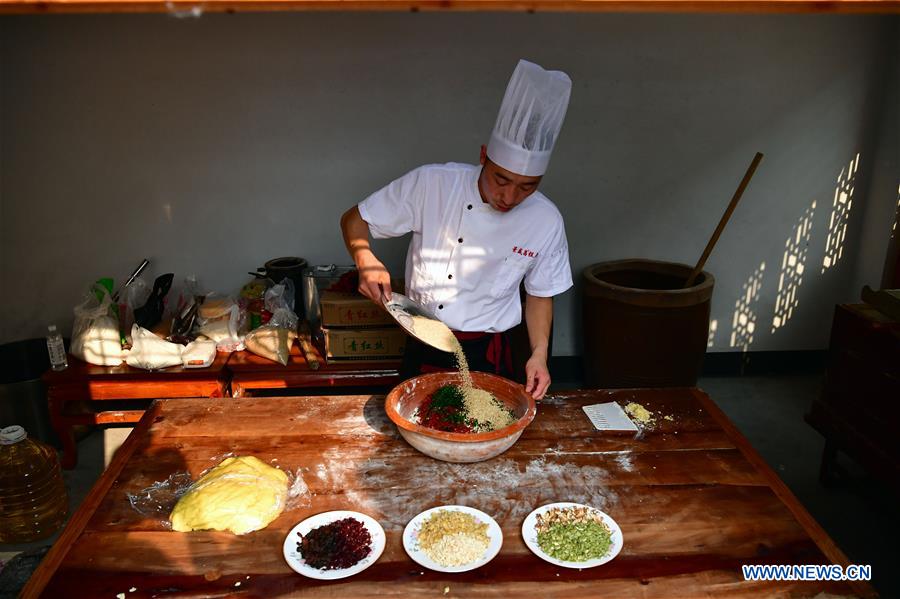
top-left (478, 145), bottom-right (542, 213)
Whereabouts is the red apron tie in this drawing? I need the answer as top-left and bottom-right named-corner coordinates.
top-left (415, 332), bottom-right (512, 377)
top-left (453, 331), bottom-right (512, 375)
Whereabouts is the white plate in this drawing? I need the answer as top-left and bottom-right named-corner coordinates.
top-left (283, 510), bottom-right (386, 580)
top-left (521, 502), bottom-right (623, 569)
top-left (403, 505), bottom-right (503, 573)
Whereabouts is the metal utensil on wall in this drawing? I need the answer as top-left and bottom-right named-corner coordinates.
top-left (112, 259), bottom-right (150, 302)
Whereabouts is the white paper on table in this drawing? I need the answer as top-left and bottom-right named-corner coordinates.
top-left (582, 402), bottom-right (639, 432)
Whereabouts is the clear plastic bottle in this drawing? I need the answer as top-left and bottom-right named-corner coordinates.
top-left (0, 425), bottom-right (69, 543)
top-left (46, 324), bottom-right (68, 371)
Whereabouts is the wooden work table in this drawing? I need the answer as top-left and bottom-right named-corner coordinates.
top-left (23, 388), bottom-right (872, 597)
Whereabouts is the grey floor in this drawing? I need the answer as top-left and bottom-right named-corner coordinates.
top-left (700, 374), bottom-right (898, 598)
top-left (1, 375), bottom-right (897, 597)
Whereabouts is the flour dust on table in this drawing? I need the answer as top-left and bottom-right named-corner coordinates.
top-left (313, 450), bottom-right (619, 529)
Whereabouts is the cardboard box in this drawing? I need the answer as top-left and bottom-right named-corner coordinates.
top-left (319, 290), bottom-right (396, 328)
top-left (323, 326), bottom-right (406, 360)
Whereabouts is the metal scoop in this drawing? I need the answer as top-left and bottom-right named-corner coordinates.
top-left (382, 292), bottom-right (456, 353)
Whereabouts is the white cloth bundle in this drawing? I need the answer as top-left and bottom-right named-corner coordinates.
top-left (125, 325), bottom-right (184, 370)
top-left (181, 338), bottom-right (217, 368)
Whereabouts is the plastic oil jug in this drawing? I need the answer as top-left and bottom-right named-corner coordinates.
top-left (0, 425), bottom-right (68, 543)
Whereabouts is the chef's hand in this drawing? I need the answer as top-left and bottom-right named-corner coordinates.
top-left (357, 256), bottom-right (392, 304)
top-left (341, 206), bottom-right (392, 304)
top-left (525, 352), bottom-right (551, 400)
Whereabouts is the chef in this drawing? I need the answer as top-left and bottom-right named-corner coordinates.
top-left (340, 59), bottom-right (573, 400)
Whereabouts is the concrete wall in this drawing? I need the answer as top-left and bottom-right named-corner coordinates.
top-left (851, 24), bottom-right (899, 292)
top-left (1, 13), bottom-right (896, 356)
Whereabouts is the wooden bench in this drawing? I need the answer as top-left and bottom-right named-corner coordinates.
top-left (227, 342), bottom-right (402, 397)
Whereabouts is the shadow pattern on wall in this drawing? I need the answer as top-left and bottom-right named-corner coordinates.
top-left (772, 200), bottom-right (816, 334)
top-left (821, 153), bottom-right (859, 274)
top-left (730, 262), bottom-right (766, 358)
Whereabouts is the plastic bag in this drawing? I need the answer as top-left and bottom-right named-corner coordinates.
top-left (183, 274), bottom-right (205, 299)
top-left (126, 454), bottom-right (311, 534)
top-left (126, 471), bottom-right (194, 520)
top-left (164, 277), bottom-right (185, 324)
top-left (244, 281), bottom-right (299, 365)
top-left (196, 294), bottom-right (246, 352)
top-left (70, 285), bottom-right (124, 366)
top-left (121, 276), bottom-right (152, 341)
top-left (245, 327), bottom-right (298, 365)
top-left (266, 279), bottom-right (298, 324)
top-left (181, 338), bottom-right (216, 368)
top-left (167, 275), bottom-right (206, 343)
top-left (125, 325), bottom-right (184, 370)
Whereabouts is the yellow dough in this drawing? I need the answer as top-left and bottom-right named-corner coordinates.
top-left (170, 456), bottom-right (289, 535)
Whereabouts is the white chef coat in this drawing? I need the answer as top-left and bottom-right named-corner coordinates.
top-left (359, 163), bottom-right (573, 333)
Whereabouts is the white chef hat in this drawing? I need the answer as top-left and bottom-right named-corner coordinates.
top-left (486, 59), bottom-right (572, 177)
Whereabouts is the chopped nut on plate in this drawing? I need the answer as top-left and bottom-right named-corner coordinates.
top-left (535, 506), bottom-right (604, 534)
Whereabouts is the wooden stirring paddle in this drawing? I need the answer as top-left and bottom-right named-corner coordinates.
top-left (684, 152), bottom-right (764, 288)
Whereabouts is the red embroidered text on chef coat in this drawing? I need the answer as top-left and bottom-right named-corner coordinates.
top-left (512, 246), bottom-right (538, 258)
